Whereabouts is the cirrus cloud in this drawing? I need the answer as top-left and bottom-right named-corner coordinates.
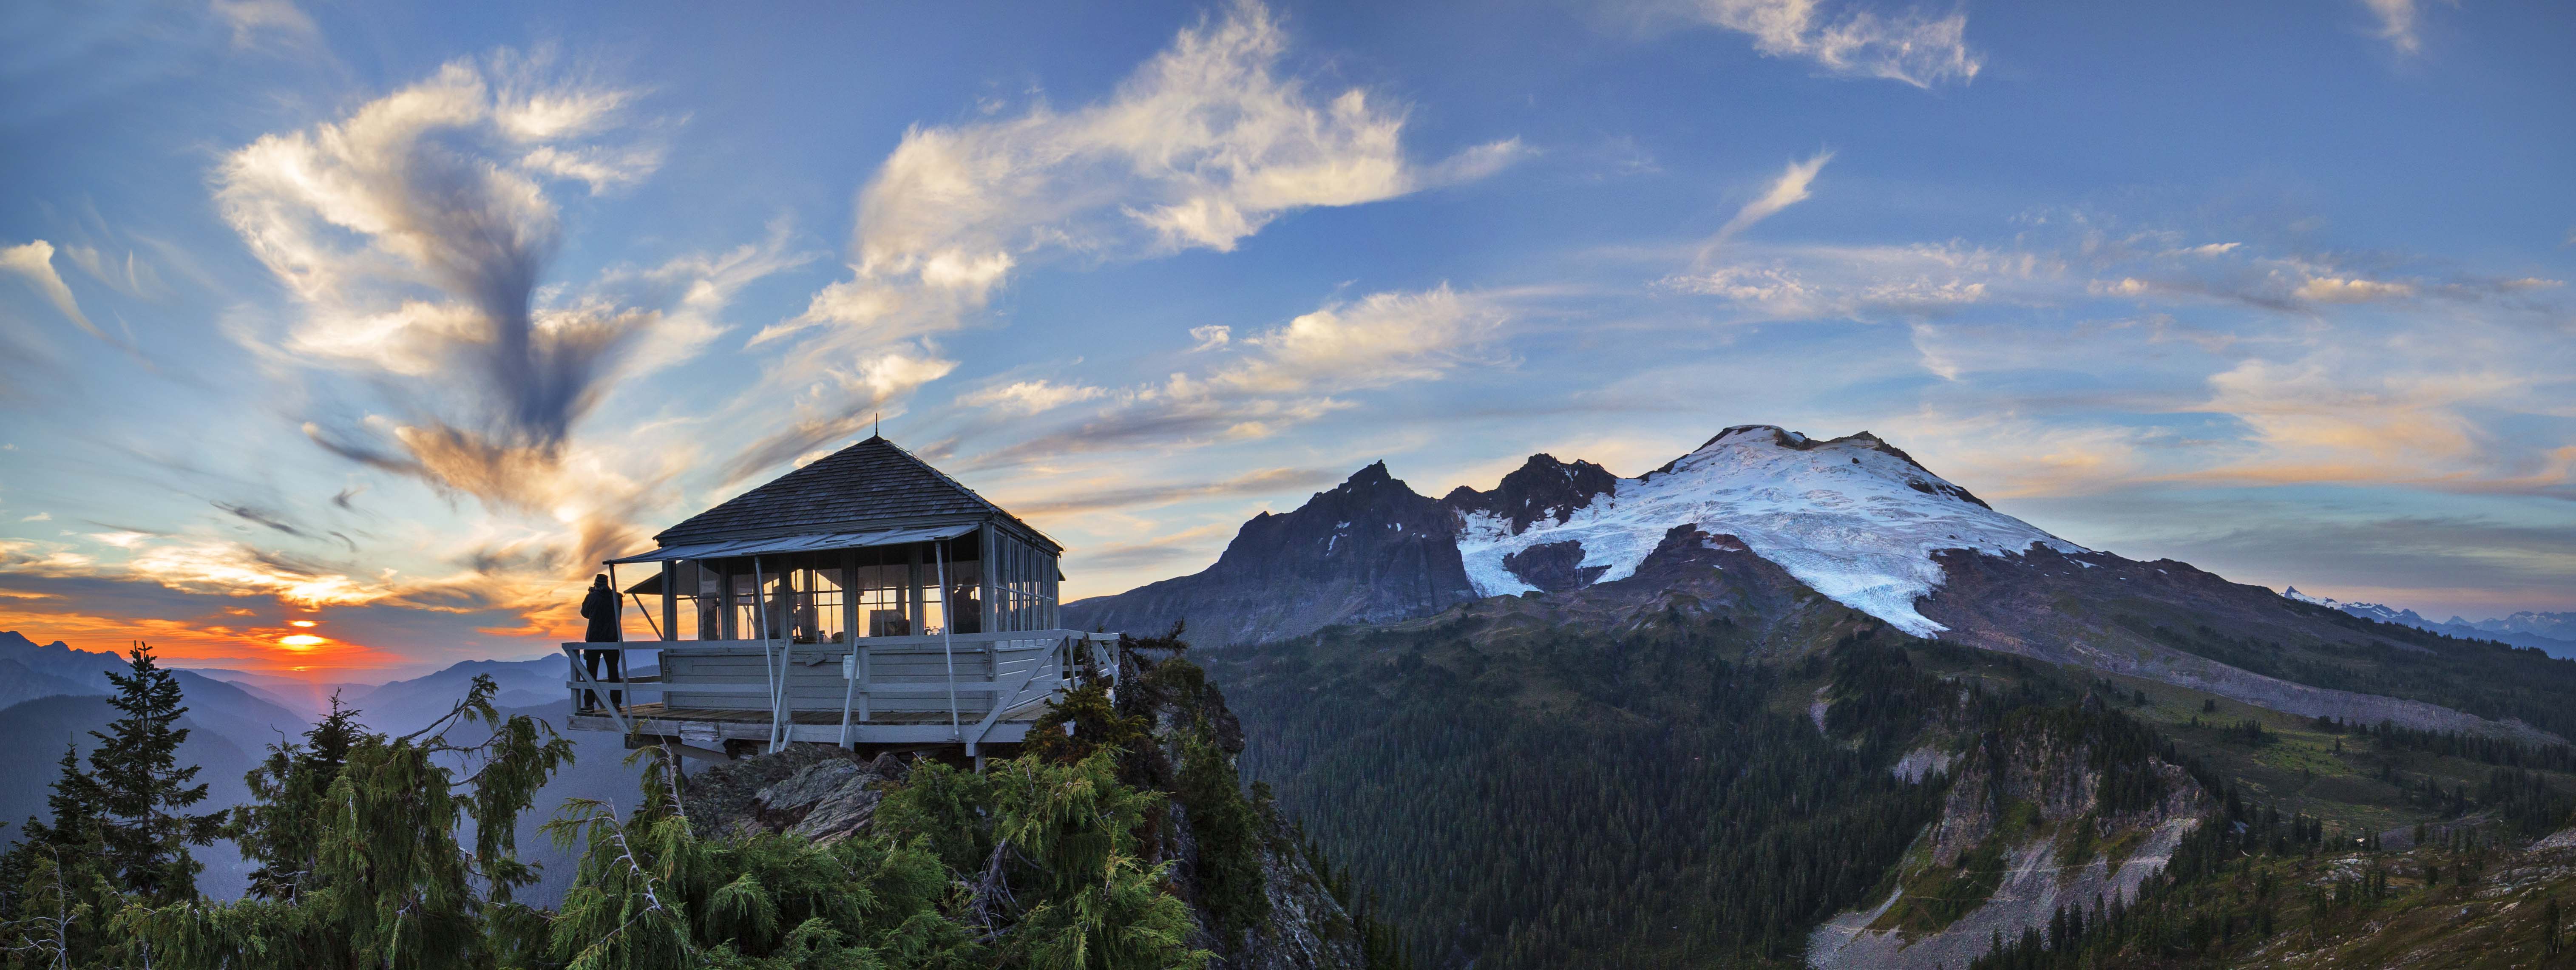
top-left (1684, 0), bottom-right (1981, 88)
top-left (729, 0), bottom-right (1518, 483)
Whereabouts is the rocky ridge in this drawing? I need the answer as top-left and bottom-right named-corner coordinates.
top-left (671, 645), bottom-right (1367, 970)
top-left (1810, 700), bottom-right (2210, 970)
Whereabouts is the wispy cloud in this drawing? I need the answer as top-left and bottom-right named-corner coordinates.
top-left (958, 379), bottom-right (1112, 416)
top-left (58, 243), bottom-right (165, 299)
top-left (218, 51), bottom-right (806, 596)
top-left (1012, 467), bottom-right (1342, 516)
top-left (209, 0), bottom-right (322, 52)
top-left (0, 240), bottom-right (105, 342)
top-left (1074, 522), bottom-right (1243, 572)
top-left (1699, 150), bottom-right (1832, 262)
top-left (732, 0), bottom-right (1518, 480)
top-left (2358, 0), bottom-right (2450, 55)
top-left (1685, 0), bottom-right (1980, 87)
top-left (1665, 241), bottom-right (2016, 318)
top-left (2295, 275), bottom-right (2414, 303)
top-left (967, 284), bottom-right (1508, 468)
top-left (217, 51), bottom-right (667, 447)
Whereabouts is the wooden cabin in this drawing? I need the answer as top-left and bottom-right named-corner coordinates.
top-left (562, 435), bottom-right (1116, 761)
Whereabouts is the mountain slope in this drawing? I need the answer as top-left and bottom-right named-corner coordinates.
top-left (1068, 426), bottom-right (2570, 743)
top-left (1068, 428), bottom-right (2070, 645)
top-left (0, 656), bottom-right (105, 708)
top-left (349, 656), bottom-right (582, 735)
top-left (1067, 461), bottom-right (1478, 644)
top-left (0, 694), bottom-right (267, 899)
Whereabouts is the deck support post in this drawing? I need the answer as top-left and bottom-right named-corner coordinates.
top-left (838, 646), bottom-right (859, 749)
top-left (772, 638), bottom-right (792, 754)
top-left (936, 542), bottom-right (960, 742)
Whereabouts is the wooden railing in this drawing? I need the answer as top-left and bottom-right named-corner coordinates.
top-left (562, 630), bottom-right (1118, 754)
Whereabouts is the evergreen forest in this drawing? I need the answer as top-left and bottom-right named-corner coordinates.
top-left (0, 641), bottom-right (1301, 970)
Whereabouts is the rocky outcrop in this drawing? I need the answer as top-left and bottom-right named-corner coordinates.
top-left (674, 648), bottom-right (1365, 970)
top-left (1500, 540), bottom-right (1602, 592)
top-left (1810, 704), bottom-right (2209, 970)
top-left (1116, 647), bottom-right (1365, 969)
top-left (1066, 462), bottom-right (1477, 647)
top-left (749, 753), bottom-right (905, 844)
top-left (1811, 819), bottom-right (2196, 970)
top-left (678, 742), bottom-right (905, 842)
top-left (1439, 453), bottom-right (1618, 535)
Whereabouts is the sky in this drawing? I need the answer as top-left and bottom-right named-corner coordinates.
top-left (0, 0), bottom-right (2570, 680)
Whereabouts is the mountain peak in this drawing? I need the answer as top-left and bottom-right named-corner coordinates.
top-left (1340, 460), bottom-right (1394, 488)
top-left (1442, 453), bottom-right (1621, 536)
top-left (1459, 425), bottom-right (2079, 636)
top-left (1071, 424), bottom-right (2082, 647)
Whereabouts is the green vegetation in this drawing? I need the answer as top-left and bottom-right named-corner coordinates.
top-left (2133, 616), bottom-right (2576, 740)
top-left (0, 638), bottom-right (1325, 970)
top-left (1217, 612), bottom-right (1963, 967)
top-left (1968, 784), bottom-right (2576, 967)
top-left (1879, 837), bottom-right (2008, 935)
top-left (1212, 589), bottom-right (2576, 969)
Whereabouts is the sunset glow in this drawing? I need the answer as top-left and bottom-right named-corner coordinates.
top-left (0, 0), bottom-right (2567, 684)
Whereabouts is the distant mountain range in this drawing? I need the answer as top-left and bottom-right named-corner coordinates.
top-left (0, 631), bottom-right (641, 905)
top-left (2280, 587), bottom-right (2576, 658)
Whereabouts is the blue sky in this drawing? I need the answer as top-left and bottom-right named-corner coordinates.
top-left (1, 0), bottom-right (2570, 676)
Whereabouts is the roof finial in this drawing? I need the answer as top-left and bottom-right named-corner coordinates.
top-left (874, 412), bottom-right (881, 439)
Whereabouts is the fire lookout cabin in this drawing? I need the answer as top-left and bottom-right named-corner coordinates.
top-left (563, 436), bottom-right (1115, 760)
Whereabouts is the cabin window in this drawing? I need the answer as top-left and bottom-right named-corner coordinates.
top-left (647, 535), bottom-right (1028, 641)
top-left (848, 547), bottom-right (914, 637)
top-left (797, 558), bottom-right (845, 643)
top-left (716, 555), bottom-right (845, 644)
top-left (661, 560), bottom-right (722, 641)
top-left (983, 531), bottom-right (1058, 632)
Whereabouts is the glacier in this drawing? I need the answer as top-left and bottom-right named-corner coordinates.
top-left (1455, 425), bottom-right (2085, 637)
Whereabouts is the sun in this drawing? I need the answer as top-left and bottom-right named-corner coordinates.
top-left (279, 634), bottom-right (327, 649)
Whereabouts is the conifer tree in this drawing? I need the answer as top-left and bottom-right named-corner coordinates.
top-left (3, 745), bottom-right (104, 884)
top-left (227, 692), bottom-right (363, 901)
top-left (0, 745), bottom-right (116, 967)
top-left (119, 673), bottom-right (573, 968)
top-left (85, 642), bottom-right (223, 903)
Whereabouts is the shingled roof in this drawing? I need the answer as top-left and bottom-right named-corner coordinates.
top-left (655, 437), bottom-right (1054, 550)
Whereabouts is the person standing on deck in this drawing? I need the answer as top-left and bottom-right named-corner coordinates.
top-left (580, 573), bottom-right (623, 712)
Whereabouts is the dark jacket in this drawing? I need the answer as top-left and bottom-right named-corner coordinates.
top-left (581, 585), bottom-right (621, 642)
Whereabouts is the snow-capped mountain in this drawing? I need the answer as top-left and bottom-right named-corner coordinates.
top-left (1065, 424), bottom-right (2574, 741)
top-left (1067, 424), bottom-right (2086, 644)
top-left (1455, 426), bottom-right (2082, 636)
top-left (2280, 587), bottom-right (2432, 626)
top-left (2281, 587), bottom-right (2576, 658)
top-left (2471, 611), bottom-right (2576, 641)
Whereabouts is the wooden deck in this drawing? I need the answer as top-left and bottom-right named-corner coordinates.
top-left (562, 630), bottom-right (1113, 757)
